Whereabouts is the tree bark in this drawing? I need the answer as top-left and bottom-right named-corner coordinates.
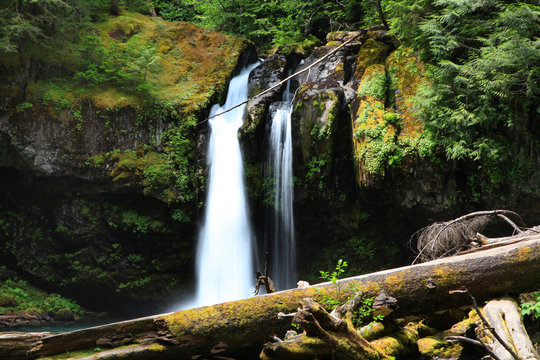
top-left (2, 235), bottom-right (540, 360)
top-left (110, 0), bottom-right (119, 16)
top-left (376, 0), bottom-right (390, 30)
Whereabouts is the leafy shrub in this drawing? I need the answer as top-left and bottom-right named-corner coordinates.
top-left (521, 291), bottom-right (540, 320)
top-left (317, 259), bottom-right (384, 327)
top-left (0, 278), bottom-right (83, 316)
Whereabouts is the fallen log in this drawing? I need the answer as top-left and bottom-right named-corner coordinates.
top-left (1, 235), bottom-right (540, 360)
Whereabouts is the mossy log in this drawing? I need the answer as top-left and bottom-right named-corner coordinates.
top-left (260, 298), bottom-right (390, 360)
top-left (1, 235), bottom-right (540, 360)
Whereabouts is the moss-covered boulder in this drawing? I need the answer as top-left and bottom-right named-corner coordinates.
top-left (350, 43), bottom-right (429, 186)
top-left (292, 83), bottom-right (345, 199)
top-left (354, 38), bottom-right (392, 83)
top-left (417, 315), bottom-right (476, 359)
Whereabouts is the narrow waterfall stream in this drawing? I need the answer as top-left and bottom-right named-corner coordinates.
top-left (268, 81), bottom-right (296, 290)
top-left (195, 63), bottom-right (259, 307)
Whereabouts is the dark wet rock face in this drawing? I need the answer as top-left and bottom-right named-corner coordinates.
top-left (0, 17), bottom-right (252, 315)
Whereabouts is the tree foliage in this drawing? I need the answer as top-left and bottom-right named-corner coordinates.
top-left (153, 0), bottom-right (376, 51)
top-left (387, 0), bottom-right (540, 192)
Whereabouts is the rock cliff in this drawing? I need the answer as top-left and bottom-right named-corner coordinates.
top-left (1, 15), bottom-right (539, 313)
top-left (0, 12), bottom-right (254, 313)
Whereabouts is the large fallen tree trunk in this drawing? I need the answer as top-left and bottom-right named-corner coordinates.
top-left (1, 235), bottom-right (540, 360)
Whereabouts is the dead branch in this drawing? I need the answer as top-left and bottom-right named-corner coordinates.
top-left (445, 336), bottom-right (502, 360)
top-left (411, 210), bottom-right (527, 263)
top-left (261, 298), bottom-right (390, 360)
top-left (254, 252), bottom-right (276, 295)
top-left (449, 289), bottom-right (520, 360)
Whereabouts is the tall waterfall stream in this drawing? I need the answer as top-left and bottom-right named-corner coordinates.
top-left (194, 63), bottom-right (259, 307)
top-left (191, 61), bottom-right (296, 308)
top-left (267, 81), bottom-right (296, 290)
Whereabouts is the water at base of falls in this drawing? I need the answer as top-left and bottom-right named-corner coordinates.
top-left (267, 84), bottom-right (296, 290)
top-left (194, 63), bottom-right (259, 307)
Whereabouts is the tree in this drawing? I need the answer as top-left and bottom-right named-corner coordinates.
top-left (110, 0), bottom-right (119, 16)
top-left (386, 0), bottom-right (540, 193)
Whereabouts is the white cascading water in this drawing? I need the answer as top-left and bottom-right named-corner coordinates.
top-left (268, 81), bottom-right (296, 289)
top-left (195, 63), bottom-right (259, 307)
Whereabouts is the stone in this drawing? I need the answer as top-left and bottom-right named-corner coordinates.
top-left (54, 309), bottom-right (75, 321)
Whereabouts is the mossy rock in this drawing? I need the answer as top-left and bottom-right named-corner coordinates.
top-left (385, 46), bottom-right (429, 140)
top-left (371, 322), bottom-right (422, 358)
top-left (417, 313), bottom-right (476, 359)
top-left (352, 64), bottom-right (400, 184)
top-left (354, 38), bottom-right (392, 82)
top-left (418, 335), bottom-right (463, 359)
top-left (293, 85), bottom-right (342, 162)
top-left (54, 308), bottom-right (75, 321)
top-left (350, 45), bottom-right (430, 186)
top-left (359, 321), bottom-right (386, 341)
top-left (0, 293), bottom-right (18, 307)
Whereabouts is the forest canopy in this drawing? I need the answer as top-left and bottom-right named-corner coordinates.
top-left (1, 0), bottom-right (539, 195)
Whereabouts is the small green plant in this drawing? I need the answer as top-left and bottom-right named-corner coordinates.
top-left (317, 259), bottom-right (356, 310)
top-left (351, 294), bottom-right (385, 328)
top-left (521, 291), bottom-right (540, 320)
top-left (16, 102), bottom-right (33, 112)
top-left (316, 259), bottom-right (384, 327)
top-left (319, 259), bottom-right (348, 285)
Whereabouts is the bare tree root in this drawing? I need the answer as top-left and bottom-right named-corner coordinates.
top-left (481, 299), bottom-right (539, 360)
top-left (411, 210), bottom-right (527, 263)
top-left (261, 298), bottom-right (391, 360)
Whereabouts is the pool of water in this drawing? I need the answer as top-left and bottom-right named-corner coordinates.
top-left (1, 318), bottom-right (122, 333)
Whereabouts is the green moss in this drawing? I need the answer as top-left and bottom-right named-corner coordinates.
top-left (0, 278), bottom-right (83, 316)
top-left (358, 64), bottom-right (387, 101)
top-left (351, 46), bottom-right (432, 185)
top-left (418, 334), bottom-right (463, 358)
top-left (3, 11), bottom-right (248, 209)
top-left (293, 87), bottom-right (341, 195)
top-left (20, 12), bottom-right (248, 116)
top-left (355, 39), bottom-right (392, 80)
top-left (371, 322), bottom-right (421, 358)
top-left (359, 321), bottom-right (386, 341)
top-left (384, 46), bottom-right (429, 140)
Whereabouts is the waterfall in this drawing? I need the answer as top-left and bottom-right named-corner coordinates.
top-left (268, 81), bottom-right (296, 290)
top-left (195, 63), bottom-right (259, 307)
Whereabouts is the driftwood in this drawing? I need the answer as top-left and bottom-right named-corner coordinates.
top-left (411, 210), bottom-right (530, 263)
top-left (261, 298), bottom-right (391, 360)
top-left (261, 291), bottom-right (406, 360)
top-left (255, 251), bottom-right (276, 295)
top-left (1, 235), bottom-right (539, 359)
top-left (480, 299), bottom-right (539, 360)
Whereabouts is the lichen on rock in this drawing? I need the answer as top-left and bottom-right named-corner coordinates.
top-left (351, 43), bottom-right (429, 186)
